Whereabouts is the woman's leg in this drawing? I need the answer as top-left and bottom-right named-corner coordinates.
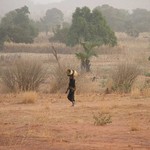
top-left (67, 90), bottom-right (75, 106)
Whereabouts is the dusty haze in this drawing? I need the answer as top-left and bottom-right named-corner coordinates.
top-left (0, 0), bottom-right (150, 19)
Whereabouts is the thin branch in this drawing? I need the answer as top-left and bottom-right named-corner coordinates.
top-left (51, 45), bottom-right (61, 69)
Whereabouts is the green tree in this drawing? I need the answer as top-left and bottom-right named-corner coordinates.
top-left (95, 5), bottom-right (150, 35)
top-left (76, 42), bottom-right (98, 72)
top-left (49, 25), bottom-right (69, 43)
top-left (0, 6), bottom-right (38, 50)
top-left (67, 6), bottom-right (117, 47)
top-left (41, 8), bottom-right (64, 35)
top-left (0, 28), bottom-right (6, 49)
top-left (49, 22), bottom-right (70, 43)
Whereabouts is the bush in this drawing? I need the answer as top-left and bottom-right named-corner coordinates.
top-left (111, 63), bottom-right (141, 93)
top-left (50, 66), bottom-right (69, 93)
top-left (2, 58), bottom-right (47, 92)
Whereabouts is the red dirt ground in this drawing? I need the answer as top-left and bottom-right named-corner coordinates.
top-left (0, 93), bottom-right (150, 150)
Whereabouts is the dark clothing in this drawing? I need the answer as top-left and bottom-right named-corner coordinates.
top-left (67, 89), bottom-right (75, 102)
top-left (67, 78), bottom-right (75, 102)
top-left (69, 78), bottom-right (75, 89)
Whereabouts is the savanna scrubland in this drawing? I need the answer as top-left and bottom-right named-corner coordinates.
top-left (0, 32), bottom-right (150, 150)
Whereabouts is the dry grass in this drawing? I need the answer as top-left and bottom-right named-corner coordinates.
top-left (3, 42), bottom-right (78, 54)
top-left (131, 88), bottom-right (150, 98)
top-left (0, 32), bottom-right (150, 95)
top-left (131, 75), bottom-right (150, 98)
top-left (50, 66), bottom-right (69, 93)
top-left (2, 58), bottom-right (47, 92)
top-left (49, 57), bottom-right (78, 93)
top-left (131, 88), bottom-right (141, 99)
top-left (142, 88), bottom-right (150, 97)
top-left (21, 91), bottom-right (38, 104)
top-left (93, 112), bottom-right (112, 126)
top-left (111, 63), bottom-right (141, 93)
top-left (0, 32), bottom-right (150, 149)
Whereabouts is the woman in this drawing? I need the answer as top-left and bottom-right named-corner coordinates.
top-left (66, 69), bottom-right (76, 106)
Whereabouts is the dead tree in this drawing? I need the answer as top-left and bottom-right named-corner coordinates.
top-left (51, 45), bottom-right (61, 69)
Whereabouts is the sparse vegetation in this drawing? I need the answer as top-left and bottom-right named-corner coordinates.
top-left (50, 66), bottom-right (68, 93)
top-left (93, 112), bottom-right (112, 126)
top-left (21, 91), bottom-right (38, 104)
top-left (76, 42), bottom-right (98, 72)
top-left (0, 6), bottom-right (38, 50)
top-left (41, 8), bottom-right (64, 34)
top-left (0, 1), bottom-right (150, 150)
top-left (111, 63), bottom-right (141, 93)
top-left (2, 58), bottom-right (47, 92)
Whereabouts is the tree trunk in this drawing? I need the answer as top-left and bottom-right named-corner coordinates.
top-left (85, 59), bottom-right (91, 72)
top-left (80, 59), bottom-right (91, 72)
top-left (80, 60), bottom-right (85, 72)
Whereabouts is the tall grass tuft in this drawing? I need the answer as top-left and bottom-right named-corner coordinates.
top-left (111, 63), bottom-right (141, 93)
top-left (50, 66), bottom-right (69, 93)
top-left (2, 58), bottom-right (47, 92)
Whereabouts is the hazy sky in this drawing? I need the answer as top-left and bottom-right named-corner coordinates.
top-left (31, 0), bottom-right (150, 10)
top-left (31, 0), bottom-right (63, 4)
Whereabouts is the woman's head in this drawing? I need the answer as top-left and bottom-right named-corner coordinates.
top-left (66, 69), bottom-right (78, 77)
top-left (66, 69), bottom-right (73, 76)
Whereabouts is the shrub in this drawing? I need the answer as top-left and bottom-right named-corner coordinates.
top-left (111, 63), bottom-right (141, 93)
top-left (50, 66), bottom-right (69, 93)
top-left (2, 58), bottom-right (47, 92)
top-left (93, 112), bottom-right (112, 126)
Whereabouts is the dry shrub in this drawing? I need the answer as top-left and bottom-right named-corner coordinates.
top-left (50, 66), bottom-right (68, 93)
top-left (142, 88), bottom-right (150, 97)
top-left (2, 58), bottom-right (47, 92)
top-left (111, 63), bottom-right (141, 93)
top-left (131, 88), bottom-right (141, 98)
top-left (131, 75), bottom-right (150, 98)
top-left (141, 77), bottom-right (150, 97)
top-left (21, 91), bottom-right (38, 104)
top-left (93, 112), bottom-right (112, 126)
top-left (49, 53), bottom-right (79, 93)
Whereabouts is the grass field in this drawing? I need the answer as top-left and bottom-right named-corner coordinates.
top-left (0, 32), bottom-right (150, 149)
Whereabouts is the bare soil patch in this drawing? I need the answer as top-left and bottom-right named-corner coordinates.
top-left (0, 93), bottom-right (150, 150)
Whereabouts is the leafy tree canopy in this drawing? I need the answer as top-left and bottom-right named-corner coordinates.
top-left (44, 8), bottom-right (63, 25)
top-left (76, 42), bottom-right (98, 72)
top-left (67, 6), bottom-right (117, 47)
top-left (0, 6), bottom-right (38, 49)
top-left (95, 5), bottom-right (150, 36)
top-left (95, 5), bottom-right (129, 32)
top-left (129, 8), bottom-right (150, 32)
top-left (38, 8), bottom-right (64, 35)
top-left (49, 25), bottom-right (69, 44)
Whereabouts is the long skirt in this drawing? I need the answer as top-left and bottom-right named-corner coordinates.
top-left (67, 89), bottom-right (75, 102)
